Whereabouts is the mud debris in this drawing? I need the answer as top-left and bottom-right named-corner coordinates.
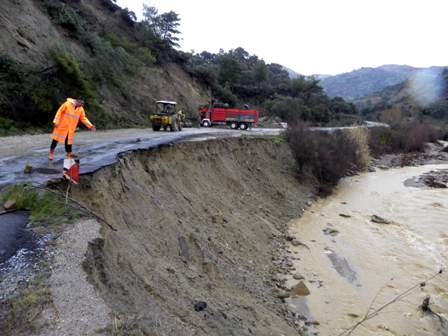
top-left (371, 215), bottom-right (391, 224)
top-left (322, 227), bottom-right (339, 236)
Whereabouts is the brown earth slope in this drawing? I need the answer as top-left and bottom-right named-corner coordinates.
top-left (69, 137), bottom-right (314, 335)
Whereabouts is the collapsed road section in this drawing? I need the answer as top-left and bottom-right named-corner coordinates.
top-left (57, 136), bottom-right (314, 335)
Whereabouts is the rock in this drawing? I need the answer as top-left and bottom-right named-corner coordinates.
top-left (291, 239), bottom-right (301, 246)
top-left (275, 290), bottom-right (290, 299)
top-left (290, 281), bottom-right (310, 296)
top-left (323, 228), bottom-right (339, 236)
top-left (378, 165), bottom-right (390, 170)
top-left (3, 199), bottom-right (16, 211)
top-left (291, 239), bottom-right (309, 249)
top-left (371, 215), bottom-right (391, 224)
top-left (194, 301), bottom-right (207, 312)
top-left (305, 320), bottom-right (320, 326)
top-left (339, 213), bottom-right (351, 218)
top-left (178, 236), bottom-right (190, 260)
top-left (424, 177), bottom-right (447, 188)
top-left (368, 166), bottom-right (376, 172)
top-left (23, 164), bottom-right (33, 174)
top-left (441, 146), bottom-right (448, 153)
top-left (293, 273), bottom-right (305, 280)
top-left (285, 260), bottom-right (294, 268)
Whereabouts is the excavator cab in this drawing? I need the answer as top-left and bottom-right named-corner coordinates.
top-left (150, 101), bottom-right (182, 132)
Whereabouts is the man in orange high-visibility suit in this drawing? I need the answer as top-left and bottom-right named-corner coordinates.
top-left (48, 98), bottom-right (96, 160)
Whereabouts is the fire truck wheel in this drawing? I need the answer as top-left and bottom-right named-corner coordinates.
top-left (202, 120), bottom-right (210, 127)
top-left (230, 122), bottom-right (238, 129)
top-left (239, 123), bottom-right (248, 130)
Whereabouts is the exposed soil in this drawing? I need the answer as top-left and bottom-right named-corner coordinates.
top-left (63, 137), bottom-right (315, 335)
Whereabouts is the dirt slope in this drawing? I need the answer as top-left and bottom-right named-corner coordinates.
top-left (70, 137), bottom-right (314, 335)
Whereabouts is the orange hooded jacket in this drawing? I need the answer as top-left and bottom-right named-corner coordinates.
top-left (51, 98), bottom-right (93, 145)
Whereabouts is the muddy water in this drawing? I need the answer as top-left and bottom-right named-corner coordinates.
top-left (287, 164), bottom-right (448, 336)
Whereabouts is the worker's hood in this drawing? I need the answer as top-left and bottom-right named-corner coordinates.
top-left (67, 98), bottom-right (77, 106)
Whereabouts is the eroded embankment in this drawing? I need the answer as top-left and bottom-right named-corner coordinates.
top-left (73, 137), bottom-right (315, 336)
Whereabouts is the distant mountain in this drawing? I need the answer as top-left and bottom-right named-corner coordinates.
top-left (312, 74), bottom-right (332, 80)
top-left (317, 65), bottom-right (446, 100)
top-left (282, 66), bottom-right (301, 79)
top-left (353, 67), bottom-right (448, 120)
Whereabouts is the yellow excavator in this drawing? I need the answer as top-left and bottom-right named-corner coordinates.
top-left (150, 101), bottom-right (184, 132)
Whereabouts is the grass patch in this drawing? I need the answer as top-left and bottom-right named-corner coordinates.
top-left (273, 133), bottom-right (285, 145)
top-left (2, 184), bottom-right (81, 226)
top-left (0, 275), bottom-right (52, 336)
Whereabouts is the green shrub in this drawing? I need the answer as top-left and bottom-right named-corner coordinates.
top-left (105, 33), bottom-right (156, 65)
top-left (105, 33), bottom-right (139, 54)
top-left (287, 122), bottom-right (368, 194)
top-left (0, 117), bottom-right (19, 135)
top-left (54, 5), bottom-right (83, 34)
top-left (49, 46), bottom-right (96, 100)
top-left (368, 122), bottom-right (439, 156)
top-left (137, 47), bottom-right (156, 65)
top-left (3, 184), bottom-right (38, 210)
top-left (2, 184), bottom-right (81, 225)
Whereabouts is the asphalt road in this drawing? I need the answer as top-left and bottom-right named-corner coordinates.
top-left (0, 127), bottom-right (283, 189)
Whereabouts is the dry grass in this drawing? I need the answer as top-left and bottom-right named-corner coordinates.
top-left (347, 127), bottom-right (371, 170)
top-left (0, 282), bottom-right (52, 336)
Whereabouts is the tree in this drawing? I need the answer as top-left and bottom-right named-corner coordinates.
top-left (232, 47), bottom-right (250, 63)
top-left (155, 11), bottom-right (181, 47)
top-left (141, 5), bottom-right (181, 48)
top-left (253, 62), bottom-right (268, 84)
top-left (142, 4), bottom-right (158, 28)
top-left (218, 54), bottom-right (241, 85)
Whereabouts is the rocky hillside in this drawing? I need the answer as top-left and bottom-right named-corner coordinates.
top-left (319, 65), bottom-right (446, 100)
top-left (0, 0), bottom-right (208, 133)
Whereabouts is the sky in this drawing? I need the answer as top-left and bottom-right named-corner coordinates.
top-left (116, 0), bottom-right (448, 75)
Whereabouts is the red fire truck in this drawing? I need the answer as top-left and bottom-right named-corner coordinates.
top-left (198, 103), bottom-right (259, 130)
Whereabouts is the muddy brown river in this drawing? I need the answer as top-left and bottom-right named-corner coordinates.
top-left (287, 164), bottom-right (448, 335)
